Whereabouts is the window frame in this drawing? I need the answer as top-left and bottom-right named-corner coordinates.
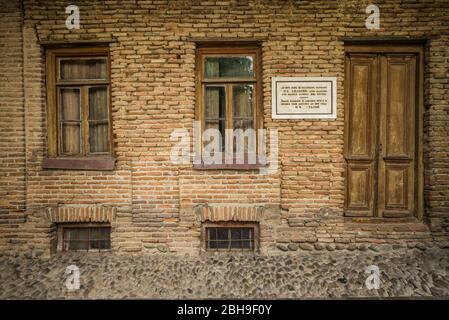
top-left (195, 44), bottom-right (263, 170)
top-left (44, 46), bottom-right (115, 170)
top-left (201, 222), bottom-right (260, 252)
top-left (56, 223), bottom-right (111, 252)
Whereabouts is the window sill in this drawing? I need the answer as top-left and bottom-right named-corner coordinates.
top-left (193, 163), bottom-right (265, 170)
top-left (42, 157), bottom-right (116, 171)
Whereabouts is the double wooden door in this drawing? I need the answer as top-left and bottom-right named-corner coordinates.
top-left (344, 46), bottom-right (423, 219)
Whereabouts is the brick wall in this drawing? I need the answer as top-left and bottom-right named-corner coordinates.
top-left (0, 0), bottom-right (448, 257)
top-left (0, 0), bottom-right (26, 252)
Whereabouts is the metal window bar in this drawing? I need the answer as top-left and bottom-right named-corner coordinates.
top-left (63, 227), bottom-right (110, 251)
top-left (206, 227), bottom-right (254, 251)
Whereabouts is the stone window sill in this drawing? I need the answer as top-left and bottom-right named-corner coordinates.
top-left (42, 157), bottom-right (116, 171)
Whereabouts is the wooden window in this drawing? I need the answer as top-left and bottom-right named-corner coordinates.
top-left (57, 224), bottom-right (111, 252)
top-left (44, 47), bottom-right (114, 170)
top-left (195, 45), bottom-right (263, 169)
top-left (203, 223), bottom-right (259, 251)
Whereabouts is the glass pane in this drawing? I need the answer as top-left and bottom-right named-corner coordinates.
top-left (241, 228), bottom-right (251, 240)
top-left (99, 240), bottom-right (111, 250)
top-left (230, 228), bottom-right (242, 248)
top-left (231, 228), bottom-right (241, 240)
top-left (64, 228), bottom-right (89, 240)
top-left (217, 228), bottom-right (229, 249)
top-left (216, 228), bottom-right (228, 240)
top-left (204, 120), bottom-right (225, 152)
top-left (204, 86), bottom-right (225, 119)
top-left (89, 87), bottom-right (108, 120)
top-left (89, 123), bottom-right (109, 153)
top-left (60, 88), bottom-right (80, 121)
top-left (68, 240), bottom-right (89, 251)
top-left (233, 119), bottom-right (254, 131)
top-left (241, 228), bottom-right (252, 249)
top-left (89, 228), bottom-right (100, 240)
top-left (90, 228), bottom-right (105, 239)
top-left (232, 119), bottom-right (254, 155)
top-left (205, 56), bottom-right (254, 78)
top-left (61, 123), bottom-right (81, 155)
top-left (208, 240), bottom-right (217, 249)
top-left (90, 240), bottom-right (100, 250)
top-left (241, 240), bottom-right (251, 249)
top-left (204, 86), bottom-right (226, 153)
top-left (233, 85), bottom-right (253, 118)
top-left (60, 58), bottom-right (107, 80)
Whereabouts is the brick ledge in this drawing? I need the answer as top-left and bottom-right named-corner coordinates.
top-left (46, 206), bottom-right (116, 223)
top-left (195, 205), bottom-right (264, 222)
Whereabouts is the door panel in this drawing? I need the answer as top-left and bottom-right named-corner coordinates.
top-left (344, 54), bottom-right (378, 217)
top-left (346, 163), bottom-right (375, 216)
top-left (378, 54), bottom-right (416, 218)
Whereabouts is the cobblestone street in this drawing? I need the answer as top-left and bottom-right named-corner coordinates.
top-left (1, 247), bottom-right (448, 299)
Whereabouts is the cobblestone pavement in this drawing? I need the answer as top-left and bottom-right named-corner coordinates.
top-left (0, 247), bottom-right (448, 299)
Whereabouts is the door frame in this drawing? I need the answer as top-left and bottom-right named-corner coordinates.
top-left (343, 41), bottom-right (424, 221)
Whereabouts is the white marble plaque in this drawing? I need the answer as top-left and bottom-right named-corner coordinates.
top-left (272, 77), bottom-right (337, 119)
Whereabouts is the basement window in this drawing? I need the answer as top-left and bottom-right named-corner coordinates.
top-left (57, 224), bottom-right (111, 252)
top-left (203, 223), bottom-right (258, 251)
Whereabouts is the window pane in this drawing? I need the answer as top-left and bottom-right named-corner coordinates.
top-left (230, 228), bottom-right (242, 248)
top-left (68, 241), bottom-right (89, 251)
top-left (204, 86), bottom-right (226, 153)
top-left (60, 88), bottom-right (81, 121)
top-left (216, 228), bottom-right (228, 240)
top-left (99, 240), bottom-right (111, 250)
top-left (232, 85), bottom-right (254, 157)
top-left (241, 228), bottom-right (251, 240)
top-left (89, 124), bottom-right (109, 153)
top-left (204, 56), bottom-right (254, 78)
top-left (89, 87), bottom-right (108, 121)
top-left (90, 227), bottom-right (106, 239)
top-left (60, 58), bottom-right (107, 80)
top-left (61, 123), bottom-right (81, 155)
top-left (60, 88), bottom-right (81, 156)
top-left (231, 228), bottom-right (241, 239)
top-left (241, 228), bottom-right (252, 249)
top-left (90, 240), bottom-right (101, 250)
top-left (64, 228), bottom-right (89, 240)
top-left (204, 120), bottom-right (225, 153)
top-left (204, 86), bottom-right (225, 119)
top-left (233, 85), bottom-right (253, 118)
top-left (232, 119), bottom-right (254, 156)
top-left (89, 86), bottom-right (109, 153)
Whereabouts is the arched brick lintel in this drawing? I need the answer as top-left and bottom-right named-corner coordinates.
top-left (46, 206), bottom-right (116, 223)
top-left (195, 205), bottom-right (264, 223)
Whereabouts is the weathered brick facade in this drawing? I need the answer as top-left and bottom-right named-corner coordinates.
top-left (0, 0), bottom-right (448, 258)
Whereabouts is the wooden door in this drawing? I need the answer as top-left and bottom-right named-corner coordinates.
top-left (344, 49), bottom-right (420, 219)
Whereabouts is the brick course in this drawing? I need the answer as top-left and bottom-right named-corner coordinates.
top-left (0, 0), bottom-right (448, 257)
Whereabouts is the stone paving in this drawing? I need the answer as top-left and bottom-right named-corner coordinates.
top-left (0, 247), bottom-right (448, 299)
